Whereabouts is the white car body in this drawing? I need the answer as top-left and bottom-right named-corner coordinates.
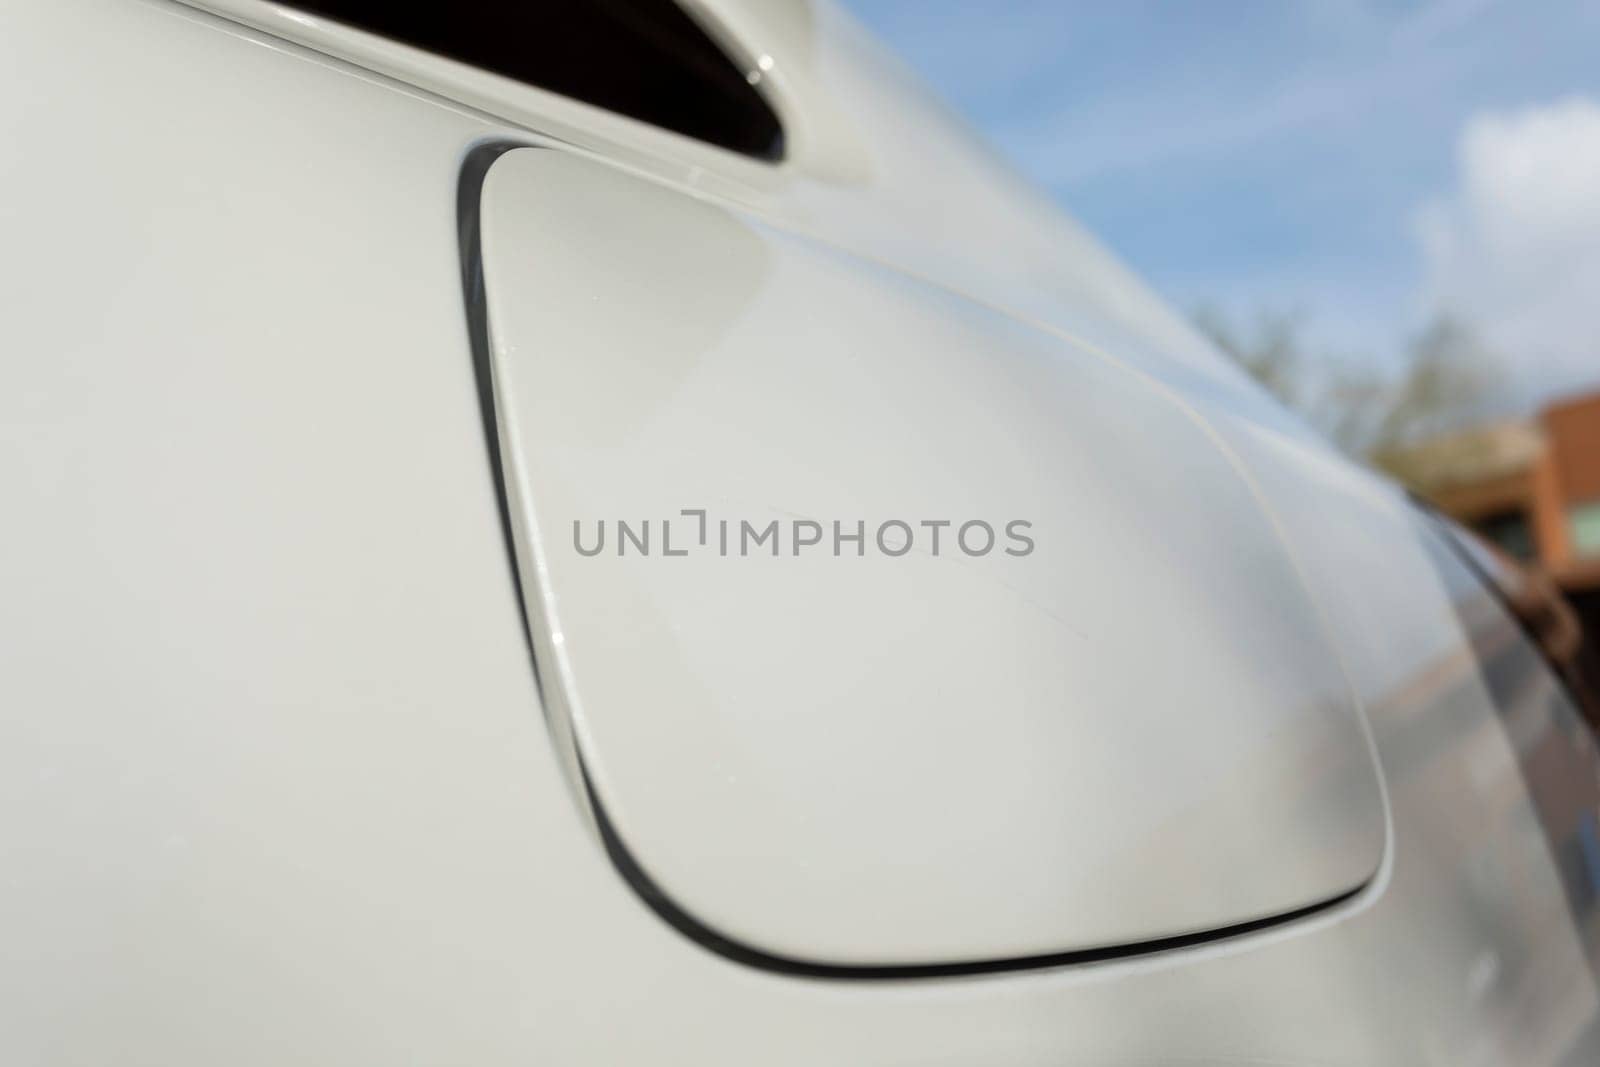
top-left (3, 0), bottom-right (1599, 1063)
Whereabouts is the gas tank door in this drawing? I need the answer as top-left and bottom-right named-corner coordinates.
top-left (474, 147), bottom-right (1386, 971)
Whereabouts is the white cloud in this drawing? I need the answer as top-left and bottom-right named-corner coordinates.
top-left (1417, 97), bottom-right (1600, 404)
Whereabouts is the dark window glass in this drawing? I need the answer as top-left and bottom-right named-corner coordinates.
top-left (1472, 507), bottom-right (1534, 561)
top-left (1423, 518), bottom-right (1600, 970)
top-left (1431, 512), bottom-right (1600, 728)
top-left (283, 0), bottom-right (783, 159)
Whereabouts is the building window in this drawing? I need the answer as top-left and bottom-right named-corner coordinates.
top-left (1571, 501), bottom-right (1600, 558)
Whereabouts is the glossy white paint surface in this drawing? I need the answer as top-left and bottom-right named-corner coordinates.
top-left (480, 147), bottom-right (1386, 966)
top-left (0, 0), bottom-right (1596, 1062)
top-left (180, 0), bottom-right (1256, 397)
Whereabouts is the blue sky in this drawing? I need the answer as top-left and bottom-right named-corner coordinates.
top-left (843, 0), bottom-right (1600, 405)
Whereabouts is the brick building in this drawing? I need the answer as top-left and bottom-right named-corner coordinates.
top-left (1400, 389), bottom-right (1600, 631)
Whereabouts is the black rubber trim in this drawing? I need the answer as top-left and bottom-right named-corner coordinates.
top-left (458, 140), bottom-right (542, 694)
top-left (458, 140), bottom-right (1370, 980)
top-left (581, 761), bottom-right (1366, 980)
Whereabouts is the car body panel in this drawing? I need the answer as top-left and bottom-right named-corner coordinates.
top-left (477, 146), bottom-right (1386, 967)
top-left (0, 0), bottom-right (1596, 1062)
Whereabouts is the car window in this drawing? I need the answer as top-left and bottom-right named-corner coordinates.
top-left (280, 0), bottom-right (784, 159)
